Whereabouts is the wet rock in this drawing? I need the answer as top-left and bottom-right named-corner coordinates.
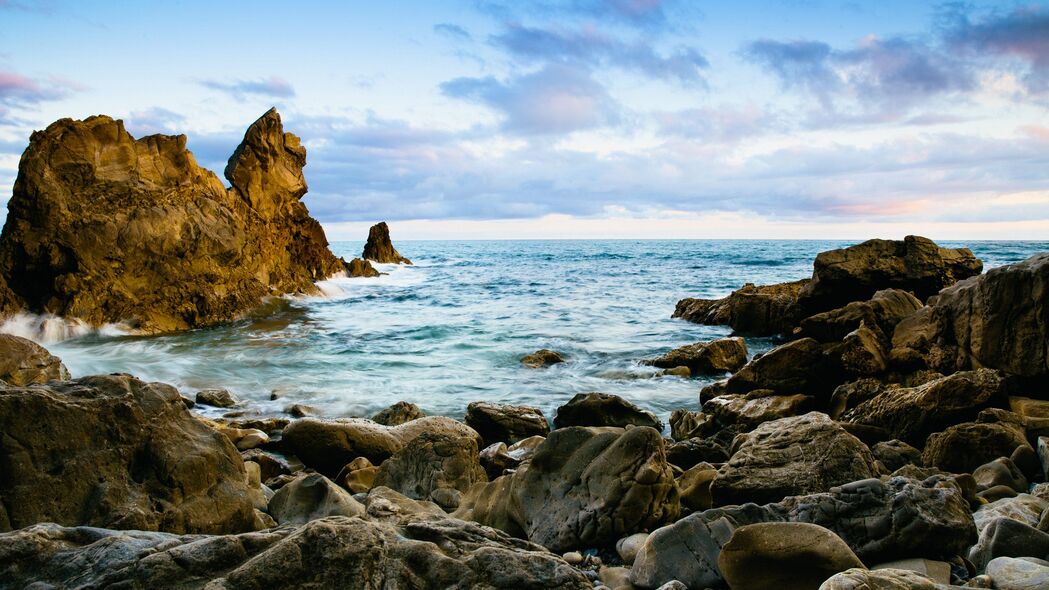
top-left (985, 556), bottom-right (1049, 590)
top-left (196, 388), bottom-right (238, 408)
top-left (643, 337), bottom-right (748, 375)
top-left (361, 221), bottom-right (411, 264)
top-left (284, 403), bottom-right (317, 418)
top-left (241, 448), bottom-right (297, 482)
top-left (797, 288), bottom-right (924, 343)
top-left (703, 390), bottom-right (814, 430)
top-left (480, 442), bottom-right (516, 479)
top-left (718, 522), bottom-right (865, 590)
top-left (361, 486), bottom-right (446, 523)
top-left (710, 412), bottom-right (880, 506)
top-left (521, 348), bottom-right (565, 368)
top-left (1009, 396), bottom-right (1049, 421)
top-left (725, 337), bottom-right (834, 396)
top-left (465, 401), bottom-right (549, 446)
top-left (819, 568), bottom-right (948, 590)
top-left (345, 256), bottom-right (381, 277)
top-left (374, 431), bottom-right (487, 511)
top-left (267, 473), bottom-right (365, 525)
top-left (973, 458), bottom-right (1028, 494)
top-left (371, 400), bottom-right (425, 426)
top-left (829, 378), bottom-right (889, 419)
top-left (871, 440), bottom-right (923, 472)
top-left (673, 280), bottom-right (808, 336)
top-left (617, 532), bottom-right (649, 565)
top-left (0, 334), bottom-right (69, 385)
top-left (872, 559), bottom-right (951, 585)
top-left (553, 392), bottom-right (663, 430)
top-left (0, 374), bottom-right (257, 534)
top-left (921, 419), bottom-right (1029, 474)
top-left (669, 409), bottom-right (713, 441)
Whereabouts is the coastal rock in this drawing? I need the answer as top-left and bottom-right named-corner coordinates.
top-left (796, 235), bottom-right (982, 316)
top-left (840, 322), bottom-right (889, 376)
top-left (267, 473), bottom-right (365, 525)
top-left (374, 431), bottom-right (487, 511)
top-left (521, 348), bottom-right (565, 368)
top-left (0, 374), bottom-right (256, 534)
top-left (969, 516), bottom-right (1049, 571)
top-left (703, 390), bottom-right (814, 430)
top-left (819, 568), bottom-right (948, 590)
top-left (371, 400), bottom-right (425, 426)
top-left (0, 109), bottom-right (352, 332)
top-left (921, 419), bottom-right (1029, 474)
top-left (361, 221), bottom-right (411, 264)
top-left (718, 522), bottom-right (865, 590)
top-left (871, 440), bottom-right (923, 472)
top-left (336, 457), bottom-right (380, 493)
top-left (710, 412), bottom-right (880, 506)
top-left (678, 463), bottom-right (718, 512)
top-left (345, 256), bottom-right (381, 277)
top-left (643, 337), bottom-right (748, 375)
top-left (196, 387), bottom-right (238, 408)
top-left (673, 280), bottom-right (808, 336)
top-left (985, 557), bottom-right (1049, 590)
top-left (797, 288), bottom-right (924, 343)
top-left (455, 426), bottom-right (680, 552)
top-left (667, 437), bottom-right (730, 469)
top-left (973, 458), bottom-right (1028, 494)
top-left (465, 401), bottom-right (549, 447)
top-left (725, 337), bottom-right (834, 396)
top-left (553, 392), bottom-right (663, 430)
top-left (0, 333), bottom-right (69, 385)
top-left (669, 409), bottom-right (713, 441)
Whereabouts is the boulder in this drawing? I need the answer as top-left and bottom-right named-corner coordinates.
top-left (361, 221), bottom-right (411, 264)
top-left (796, 236), bottom-right (981, 316)
top-left (710, 413), bottom-right (880, 506)
top-left (969, 517), bottom-right (1049, 571)
top-left (985, 556), bottom-right (1049, 590)
top-left (718, 522), bottom-right (865, 590)
top-left (521, 348), bottom-right (564, 368)
top-left (373, 431), bottom-right (487, 511)
top-left (678, 463), bottom-right (717, 512)
top-left (0, 334), bottom-right (69, 385)
top-left (871, 440), bottom-right (922, 472)
top-left (455, 426), bottom-right (680, 552)
top-left (669, 409), bottom-right (713, 441)
top-left (642, 337), bottom-right (748, 375)
top-left (841, 369), bottom-right (1004, 446)
top-left (336, 456), bottom-right (380, 494)
top-left (196, 387), bottom-right (238, 408)
top-left (0, 109), bottom-right (354, 333)
top-left (819, 568), bottom-right (948, 590)
top-left (465, 401), bottom-right (549, 447)
top-left (345, 256), bottom-right (381, 277)
top-left (673, 280), bottom-right (808, 336)
top-left (725, 338), bottom-right (835, 396)
top-left (282, 415), bottom-right (480, 477)
top-left (703, 390), bottom-right (814, 430)
top-left (0, 374), bottom-right (257, 534)
top-left (922, 420), bottom-right (1029, 475)
top-left (840, 322), bottom-right (889, 376)
top-left (267, 473), bottom-right (365, 525)
top-left (371, 400), bottom-right (425, 426)
top-left (797, 288), bottom-right (924, 343)
top-left (553, 392), bottom-right (663, 430)
top-left (617, 532), bottom-right (649, 565)
top-left (667, 437), bottom-right (730, 469)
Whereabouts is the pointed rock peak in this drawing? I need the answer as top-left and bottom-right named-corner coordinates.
top-left (362, 222), bottom-right (412, 265)
top-left (225, 108), bottom-right (307, 217)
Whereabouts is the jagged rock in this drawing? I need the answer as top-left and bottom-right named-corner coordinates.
top-left (642, 337), bottom-right (748, 375)
top-left (0, 374), bottom-right (256, 534)
top-left (892, 252), bottom-right (1048, 377)
top-left (521, 348), bottom-right (564, 368)
top-left (819, 568), bottom-right (948, 590)
top-left (267, 473), bottom-right (365, 525)
top-left (465, 401), bottom-right (549, 447)
top-left (710, 413), bottom-right (880, 506)
top-left (973, 458), bottom-right (1028, 493)
top-left (371, 400), bottom-right (425, 426)
top-left (871, 440), bottom-right (923, 472)
top-left (0, 333), bottom-right (69, 385)
top-left (0, 109), bottom-right (354, 332)
top-left (196, 387), bottom-right (238, 408)
top-left (361, 221), bottom-right (411, 264)
top-left (669, 409), bottom-right (714, 441)
top-left (796, 236), bottom-right (982, 316)
top-left (703, 390), bottom-right (814, 431)
top-left (374, 431), bottom-right (487, 511)
top-left (240, 448), bottom-right (297, 482)
top-left (921, 419), bottom-right (1029, 474)
top-left (841, 369), bottom-right (1004, 446)
top-left (969, 517), bottom-right (1049, 571)
top-left (725, 338), bottom-right (836, 396)
top-left (840, 322), bottom-right (889, 376)
top-left (673, 280), bottom-right (808, 336)
top-left (0, 516), bottom-right (591, 589)
top-left (718, 522), bottom-right (865, 590)
top-left (797, 288), bottom-right (924, 343)
top-left (283, 416), bottom-right (481, 477)
top-left (553, 392), bottom-right (663, 430)
top-left (454, 426), bottom-right (680, 552)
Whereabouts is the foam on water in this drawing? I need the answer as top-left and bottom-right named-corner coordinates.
top-left (0, 311), bottom-right (133, 344)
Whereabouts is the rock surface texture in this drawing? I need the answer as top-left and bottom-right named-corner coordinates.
top-left (0, 333), bottom-right (69, 385)
top-left (362, 221), bottom-right (412, 264)
top-left (673, 280), bottom-right (807, 335)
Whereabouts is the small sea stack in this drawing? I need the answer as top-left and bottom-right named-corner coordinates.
top-left (362, 222), bottom-right (412, 264)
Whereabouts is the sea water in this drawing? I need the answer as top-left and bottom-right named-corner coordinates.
top-left (18, 239), bottom-right (1049, 424)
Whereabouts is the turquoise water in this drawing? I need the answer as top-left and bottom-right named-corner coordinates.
top-left (40, 240), bottom-right (1049, 423)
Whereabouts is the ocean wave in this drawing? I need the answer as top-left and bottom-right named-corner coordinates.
top-left (303, 264), bottom-right (425, 301)
top-left (0, 311), bottom-right (133, 344)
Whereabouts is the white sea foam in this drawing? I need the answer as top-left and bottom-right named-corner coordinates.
top-left (0, 311), bottom-right (133, 344)
top-left (305, 263), bottom-right (425, 301)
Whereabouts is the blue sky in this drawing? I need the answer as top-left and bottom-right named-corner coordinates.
top-left (1, 0), bottom-right (1048, 239)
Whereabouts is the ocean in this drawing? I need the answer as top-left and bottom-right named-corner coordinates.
top-left (17, 239), bottom-right (1049, 425)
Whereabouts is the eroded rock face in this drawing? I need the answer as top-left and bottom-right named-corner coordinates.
top-left (642, 337), bottom-right (748, 375)
top-left (673, 280), bottom-right (807, 336)
top-left (0, 333), bottom-right (69, 385)
top-left (553, 392), bottom-right (663, 430)
top-left (455, 426), bottom-right (680, 552)
top-left (267, 473), bottom-right (365, 525)
top-left (0, 374), bottom-right (256, 534)
top-left (0, 109), bottom-right (353, 332)
top-left (362, 221), bottom-right (412, 264)
top-left (798, 288), bottom-right (924, 343)
top-left (724, 338), bottom-right (835, 396)
top-left (374, 431), bottom-right (487, 511)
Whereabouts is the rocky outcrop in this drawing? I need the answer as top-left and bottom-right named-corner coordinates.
top-left (798, 288), bottom-right (923, 343)
top-left (373, 431), bottom-right (487, 511)
top-left (0, 333), bottom-right (69, 385)
top-left (0, 109), bottom-right (365, 333)
top-left (724, 337), bottom-right (837, 395)
top-left (362, 221), bottom-right (412, 264)
top-left (703, 390), bottom-right (814, 431)
top-left (796, 236), bottom-right (982, 316)
top-left (673, 280), bottom-right (807, 335)
top-left (553, 392), bottom-right (663, 430)
top-left (642, 337), bottom-right (748, 375)
top-left (371, 400), bottom-right (425, 426)
top-left (465, 401), bottom-right (549, 447)
top-left (521, 348), bottom-right (564, 368)
top-left (0, 374), bottom-right (257, 534)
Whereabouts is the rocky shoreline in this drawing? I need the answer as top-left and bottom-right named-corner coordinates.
top-left (1, 115), bottom-right (1048, 589)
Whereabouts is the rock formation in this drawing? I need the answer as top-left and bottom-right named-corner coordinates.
top-left (0, 109), bottom-right (374, 333)
top-left (0, 333), bottom-right (69, 385)
top-left (362, 221), bottom-right (412, 264)
top-left (673, 280), bottom-right (807, 335)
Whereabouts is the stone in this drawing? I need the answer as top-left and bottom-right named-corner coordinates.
top-left (617, 532), bottom-right (649, 565)
top-left (282, 415), bottom-right (480, 477)
top-left (985, 556), bottom-right (1049, 590)
top-left (373, 431), bottom-right (487, 511)
top-left (725, 337), bottom-right (835, 395)
top-left (196, 388), bottom-right (238, 408)
top-left (284, 403), bottom-right (317, 418)
top-left (361, 221), bottom-right (411, 264)
top-left (840, 322), bottom-right (889, 376)
top-left (796, 235), bottom-right (981, 316)
top-left (0, 109), bottom-right (356, 333)
top-left (521, 348), bottom-right (565, 368)
top-left (829, 378), bottom-right (889, 419)
top-left (872, 559), bottom-right (951, 585)
top-left (710, 412), bottom-right (880, 506)
top-left (969, 517), bottom-right (1049, 571)
top-left (371, 400), bottom-right (425, 425)
top-left (842, 369), bottom-right (1004, 446)
top-left (669, 409), bottom-right (713, 441)
top-left (922, 420), bottom-right (1029, 474)
top-left (553, 392), bottom-right (663, 430)
top-left (667, 437), bottom-right (729, 469)
top-left (819, 568), bottom-right (947, 590)
top-left (673, 280), bottom-right (808, 336)
top-left (718, 522), bottom-right (865, 590)
top-left (0, 374), bottom-right (257, 534)
top-left (797, 288), bottom-right (924, 343)
top-left (345, 256), bottom-right (381, 277)
top-left (360, 486), bottom-right (446, 523)
top-left (455, 426), bottom-right (680, 552)
top-left (465, 401), bottom-right (550, 447)
top-left (973, 458), bottom-right (1028, 494)
top-left (0, 334), bottom-right (69, 385)
top-left (871, 440), bottom-right (923, 472)
top-left (703, 390), bottom-right (814, 430)
top-left (240, 448), bottom-right (297, 482)
top-left (598, 566), bottom-right (633, 589)
top-left (335, 457), bottom-right (380, 494)
top-left (678, 463), bottom-right (717, 512)
top-left (1009, 396), bottom-right (1049, 420)
top-left (642, 337), bottom-right (748, 375)
top-left (267, 473), bottom-right (365, 525)
top-left (1040, 437), bottom-right (1049, 481)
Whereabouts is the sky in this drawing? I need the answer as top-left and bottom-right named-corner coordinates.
top-left (1, 0), bottom-right (1048, 240)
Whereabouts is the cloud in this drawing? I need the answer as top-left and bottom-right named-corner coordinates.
top-left (122, 107), bottom-right (186, 136)
top-left (0, 70), bottom-right (79, 105)
top-left (653, 105), bottom-right (779, 140)
top-left (434, 23), bottom-right (471, 41)
top-left (199, 76), bottom-right (296, 99)
top-left (479, 0), bottom-right (676, 31)
top-left (742, 40), bottom-right (837, 102)
top-left (441, 63), bottom-right (620, 134)
top-left (491, 22), bottom-right (707, 86)
top-left (942, 5), bottom-right (1049, 93)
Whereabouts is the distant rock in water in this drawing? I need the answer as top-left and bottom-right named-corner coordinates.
top-left (0, 108), bottom-right (365, 333)
top-left (362, 221), bottom-right (412, 264)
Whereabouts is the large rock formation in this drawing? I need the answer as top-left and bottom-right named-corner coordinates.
top-left (673, 280), bottom-right (807, 335)
top-left (0, 333), bottom-right (69, 385)
top-left (0, 374), bottom-right (257, 534)
top-left (362, 221), bottom-right (412, 264)
top-left (0, 109), bottom-right (373, 333)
